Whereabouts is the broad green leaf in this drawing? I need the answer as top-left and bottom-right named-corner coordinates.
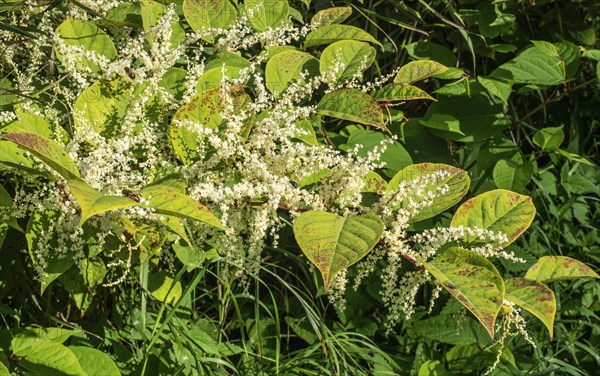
top-left (148, 271), bottom-right (182, 304)
top-left (68, 179), bottom-right (138, 226)
top-left (0, 77), bottom-right (15, 109)
top-left (293, 211), bottom-right (383, 290)
top-left (0, 184), bottom-right (22, 232)
top-left (412, 314), bottom-right (493, 346)
top-left (374, 83), bottom-right (433, 102)
top-left (394, 60), bottom-right (448, 84)
top-left (26, 210), bottom-right (76, 293)
top-left (0, 132), bottom-right (80, 180)
top-left (310, 7), bottom-right (352, 28)
top-left (422, 83), bottom-right (509, 142)
top-left (73, 79), bottom-right (129, 140)
top-left (478, 3), bottom-right (515, 38)
top-left (0, 361), bottom-right (8, 376)
top-left (294, 117), bottom-right (319, 145)
top-left (477, 76), bottom-right (512, 104)
top-left (524, 256), bottom-right (600, 283)
top-left (450, 189), bottom-right (536, 246)
top-left (490, 45), bottom-right (565, 85)
top-left (532, 126), bottom-right (564, 151)
top-left (346, 130), bottom-right (412, 172)
top-left (266, 50), bottom-right (319, 95)
top-left (205, 51), bottom-right (251, 70)
top-left (245, 0), bottom-right (289, 31)
top-left (140, 0), bottom-right (184, 49)
top-left (69, 347), bottom-right (120, 376)
top-left (316, 89), bottom-right (385, 129)
top-left (196, 67), bottom-right (245, 91)
top-left (582, 49), bottom-right (600, 61)
top-left (55, 18), bottom-right (117, 74)
top-left (173, 242), bottom-right (218, 271)
top-left (504, 277), bottom-right (556, 339)
top-left (18, 340), bottom-right (86, 376)
top-left (320, 40), bottom-right (376, 84)
top-left (11, 328), bottom-right (73, 356)
top-left (387, 163), bottom-right (470, 222)
top-left (423, 247), bottom-right (504, 338)
top-left (405, 41), bottom-right (457, 66)
top-left (493, 160), bottom-right (532, 194)
top-left (59, 258), bottom-right (107, 312)
top-left (140, 186), bottom-right (225, 230)
top-left (304, 24), bottom-right (382, 48)
top-left (183, 0), bottom-right (237, 42)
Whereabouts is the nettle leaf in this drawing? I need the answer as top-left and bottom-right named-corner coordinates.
top-left (310, 6), bottom-right (352, 28)
top-left (17, 340), bottom-right (87, 376)
top-left (0, 132), bottom-right (80, 180)
top-left (394, 60), bottom-right (448, 84)
top-left (55, 18), bottom-right (117, 74)
top-left (450, 189), bottom-right (536, 246)
top-left (423, 247), bottom-right (504, 338)
top-left (386, 163), bottom-right (470, 222)
top-left (374, 83), bottom-right (433, 102)
top-left (245, 0), bottom-right (289, 31)
top-left (504, 277), bottom-right (556, 339)
top-left (140, 186), bottom-right (225, 230)
top-left (73, 79), bottom-right (130, 140)
top-left (524, 256), bottom-right (600, 283)
top-left (317, 88), bottom-right (385, 129)
top-left (68, 179), bottom-right (138, 226)
top-left (183, 0), bottom-right (237, 43)
top-left (69, 346), bottom-right (121, 376)
top-left (148, 270), bottom-right (183, 304)
top-left (304, 24), bottom-right (382, 48)
top-left (266, 50), bottom-right (319, 95)
top-left (293, 211), bottom-right (384, 290)
top-left (320, 40), bottom-right (376, 84)
top-left (493, 160), bottom-right (533, 194)
top-left (490, 45), bottom-right (565, 85)
top-left (532, 126), bottom-right (564, 151)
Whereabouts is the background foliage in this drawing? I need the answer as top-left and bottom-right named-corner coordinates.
top-left (1, 0), bottom-right (599, 375)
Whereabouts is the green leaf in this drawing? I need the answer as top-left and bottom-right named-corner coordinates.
top-left (12, 328), bottom-right (73, 356)
top-left (59, 258), bottom-right (107, 312)
top-left (532, 126), bottom-right (564, 151)
top-left (266, 50), bottom-right (319, 95)
top-left (73, 79), bottom-right (130, 140)
top-left (418, 360), bottom-right (452, 376)
top-left (18, 340), bottom-right (86, 376)
top-left (55, 18), bottom-right (117, 74)
top-left (346, 130), bottom-right (412, 172)
top-left (0, 361), bottom-right (8, 376)
top-left (69, 347), bottom-right (120, 376)
top-left (0, 133), bottom-right (80, 180)
top-left (140, 0), bottom-right (184, 49)
top-left (477, 76), bottom-right (512, 104)
top-left (412, 314), bottom-right (493, 346)
top-left (310, 7), bottom-right (352, 28)
top-left (320, 40), bottom-right (376, 84)
top-left (423, 247), bottom-right (504, 338)
top-left (245, 0), bottom-right (289, 31)
top-left (140, 186), bottom-right (225, 230)
top-left (374, 83), bottom-right (433, 102)
top-left (317, 88), bottom-right (385, 129)
top-left (394, 60), bottom-right (448, 84)
top-left (0, 184), bottom-right (22, 232)
top-left (293, 211), bottom-right (383, 290)
top-left (67, 179), bottom-right (138, 226)
top-left (148, 271), bottom-right (182, 304)
top-left (304, 24), bottom-right (382, 48)
top-left (183, 0), bottom-right (237, 42)
top-left (524, 256), bottom-right (600, 283)
top-left (504, 277), bottom-right (556, 339)
top-left (450, 189), bottom-right (536, 246)
top-left (493, 160), bottom-right (532, 194)
top-left (404, 41), bottom-right (457, 66)
top-left (387, 163), bottom-right (470, 222)
top-left (490, 45), bottom-right (565, 85)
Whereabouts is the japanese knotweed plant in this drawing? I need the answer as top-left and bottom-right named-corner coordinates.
top-left (1, 0), bottom-right (599, 364)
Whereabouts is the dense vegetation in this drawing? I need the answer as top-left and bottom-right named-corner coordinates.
top-left (1, 0), bottom-right (599, 375)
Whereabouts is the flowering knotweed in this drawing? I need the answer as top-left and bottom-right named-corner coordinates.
top-left (0, 0), bottom-right (557, 348)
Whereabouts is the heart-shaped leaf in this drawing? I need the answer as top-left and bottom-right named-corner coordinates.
top-left (317, 88), bottom-right (385, 130)
top-left (320, 40), bottom-right (376, 84)
top-left (293, 211), bottom-right (383, 290)
top-left (266, 50), bottom-right (319, 95)
top-left (310, 6), bottom-right (352, 28)
top-left (504, 277), bottom-right (556, 339)
top-left (423, 247), bottom-right (504, 338)
top-left (450, 189), bottom-right (536, 246)
top-left (524, 256), bottom-right (600, 283)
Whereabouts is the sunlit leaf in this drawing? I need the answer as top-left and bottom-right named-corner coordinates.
top-left (320, 40), bottom-right (375, 84)
top-left (504, 277), bottom-right (556, 339)
top-left (524, 256), bottom-right (600, 283)
top-left (68, 179), bottom-right (138, 226)
top-left (266, 50), bottom-right (319, 95)
top-left (304, 24), bottom-right (382, 48)
top-left (394, 60), bottom-right (448, 84)
top-left (317, 88), bottom-right (385, 129)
